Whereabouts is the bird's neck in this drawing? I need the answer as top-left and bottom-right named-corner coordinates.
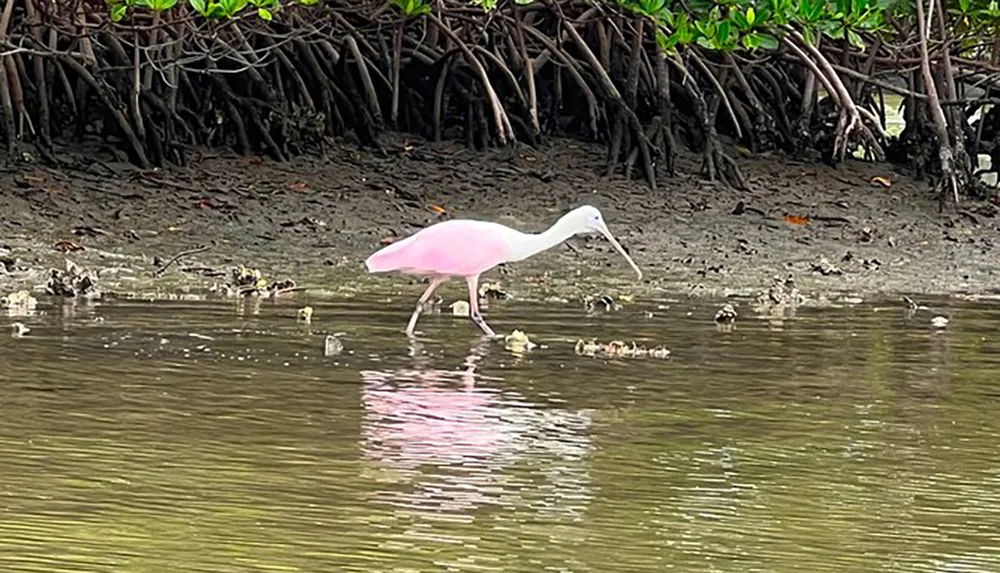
top-left (507, 216), bottom-right (578, 262)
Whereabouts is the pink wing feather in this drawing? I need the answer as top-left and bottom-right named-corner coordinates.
top-left (365, 220), bottom-right (512, 277)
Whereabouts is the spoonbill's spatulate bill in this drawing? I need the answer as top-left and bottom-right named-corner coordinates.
top-left (365, 205), bottom-right (642, 337)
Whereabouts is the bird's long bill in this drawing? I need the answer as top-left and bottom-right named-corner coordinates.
top-left (598, 223), bottom-right (643, 281)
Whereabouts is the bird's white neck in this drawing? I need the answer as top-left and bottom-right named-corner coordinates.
top-left (506, 214), bottom-right (581, 262)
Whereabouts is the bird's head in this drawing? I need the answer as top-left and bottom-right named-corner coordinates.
top-left (563, 205), bottom-right (642, 281)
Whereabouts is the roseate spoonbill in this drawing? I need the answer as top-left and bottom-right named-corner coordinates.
top-left (365, 205), bottom-right (642, 336)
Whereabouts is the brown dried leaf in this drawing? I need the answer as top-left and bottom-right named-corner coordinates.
top-left (783, 215), bottom-right (810, 226)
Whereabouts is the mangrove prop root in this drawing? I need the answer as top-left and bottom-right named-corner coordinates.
top-left (0, 0), bottom-right (989, 197)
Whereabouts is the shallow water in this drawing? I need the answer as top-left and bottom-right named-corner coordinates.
top-left (2, 293), bottom-right (1000, 572)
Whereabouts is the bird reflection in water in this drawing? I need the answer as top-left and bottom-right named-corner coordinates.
top-left (358, 337), bottom-right (593, 521)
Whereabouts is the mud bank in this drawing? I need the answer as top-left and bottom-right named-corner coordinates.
top-left (2, 135), bottom-right (1000, 306)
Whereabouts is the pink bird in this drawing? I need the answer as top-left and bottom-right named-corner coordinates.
top-left (365, 205), bottom-right (643, 336)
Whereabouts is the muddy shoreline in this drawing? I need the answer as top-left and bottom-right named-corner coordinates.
top-left (3, 135), bottom-right (1000, 309)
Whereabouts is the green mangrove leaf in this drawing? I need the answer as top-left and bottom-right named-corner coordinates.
top-left (472, 0), bottom-right (497, 11)
top-left (718, 19), bottom-right (731, 44)
top-left (147, 0), bottom-right (177, 11)
top-left (110, 2), bottom-right (128, 20)
top-left (802, 26), bottom-right (816, 45)
top-left (219, 0), bottom-right (248, 17)
top-left (207, 1), bottom-right (226, 17)
top-left (847, 29), bottom-right (865, 47)
top-left (258, 6), bottom-right (272, 18)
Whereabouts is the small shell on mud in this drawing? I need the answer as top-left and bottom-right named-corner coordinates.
top-left (297, 306), bottom-right (314, 323)
top-left (931, 316), bottom-right (950, 329)
top-left (11, 322), bottom-right (29, 337)
top-left (324, 334), bottom-right (344, 356)
top-left (504, 330), bottom-right (536, 353)
top-left (575, 338), bottom-right (670, 359)
top-left (450, 301), bottom-right (470, 317)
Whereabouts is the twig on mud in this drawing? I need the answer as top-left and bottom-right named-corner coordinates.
top-left (154, 244), bottom-right (211, 277)
top-left (139, 173), bottom-right (200, 192)
top-left (270, 286), bottom-right (308, 297)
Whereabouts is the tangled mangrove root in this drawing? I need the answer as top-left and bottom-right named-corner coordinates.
top-left (0, 0), bottom-right (995, 196)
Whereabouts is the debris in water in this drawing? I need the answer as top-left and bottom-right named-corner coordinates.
top-left (450, 300), bottom-right (470, 316)
top-left (584, 294), bottom-right (618, 312)
top-left (754, 273), bottom-right (802, 316)
top-left (46, 259), bottom-right (99, 298)
top-left (504, 330), bottom-right (536, 354)
top-left (11, 322), bottom-right (29, 337)
top-left (231, 265), bottom-right (265, 294)
top-left (267, 279), bottom-right (299, 297)
top-left (931, 316), bottom-right (949, 329)
top-left (228, 265), bottom-right (299, 297)
top-left (901, 296), bottom-right (931, 313)
top-left (2, 290), bottom-right (37, 312)
top-left (419, 296), bottom-right (442, 312)
top-left (575, 339), bottom-right (670, 359)
top-left (478, 282), bottom-right (508, 300)
top-left (324, 334), bottom-right (344, 356)
top-left (715, 304), bottom-right (738, 324)
top-left (298, 306), bottom-right (314, 323)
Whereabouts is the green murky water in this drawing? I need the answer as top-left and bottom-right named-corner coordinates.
top-left (3, 294), bottom-right (1000, 572)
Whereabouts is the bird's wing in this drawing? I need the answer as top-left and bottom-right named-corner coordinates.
top-left (367, 221), bottom-right (511, 276)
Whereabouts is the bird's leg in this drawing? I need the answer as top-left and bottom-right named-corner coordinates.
top-left (406, 277), bottom-right (445, 336)
top-left (466, 274), bottom-right (497, 338)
